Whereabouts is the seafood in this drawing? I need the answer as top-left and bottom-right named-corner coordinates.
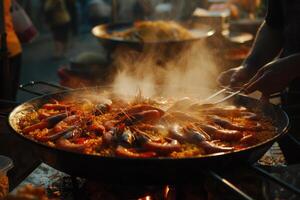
top-left (196, 124), bottom-right (243, 142)
top-left (22, 113), bottom-right (67, 134)
top-left (120, 129), bottom-right (136, 147)
top-left (169, 125), bottom-right (233, 154)
top-left (18, 94), bottom-right (277, 158)
top-left (56, 138), bottom-right (87, 153)
top-left (116, 104), bottom-right (164, 119)
top-left (162, 112), bottom-right (200, 123)
top-left (94, 103), bottom-right (111, 115)
top-left (142, 137), bottom-right (181, 154)
top-left (42, 103), bottom-right (70, 110)
top-left (52, 115), bottom-right (80, 133)
top-left (37, 126), bottom-right (76, 142)
top-left (119, 110), bottom-right (162, 125)
top-left (208, 115), bottom-right (263, 131)
top-left (115, 146), bottom-right (157, 158)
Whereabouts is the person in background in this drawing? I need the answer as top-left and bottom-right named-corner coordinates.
top-left (0, 0), bottom-right (22, 100)
top-left (44, 0), bottom-right (70, 59)
top-left (218, 0), bottom-right (300, 163)
top-left (65, 0), bottom-right (79, 36)
top-left (209, 0), bottom-right (262, 19)
top-left (87, 0), bottom-right (111, 27)
top-left (230, 0), bottom-right (261, 18)
top-left (133, 0), bottom-right (154, 20)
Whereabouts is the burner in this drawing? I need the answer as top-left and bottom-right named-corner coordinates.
top-left (9, 146), bottom-right (300, 200)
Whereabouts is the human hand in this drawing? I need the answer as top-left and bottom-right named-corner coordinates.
top-left (217, 65), bottom-right (257, 88)
top-left (243, 60), bottom-right (297, 98)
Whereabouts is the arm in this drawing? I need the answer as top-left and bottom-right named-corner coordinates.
top-left (218, 0), bottom-right (285, 87)
top-left (243, 21), bottom-right (284, 71)
top-left (244, 0), bottom-right (284, 69)
top-left (244, 53), bottom-right (300, 97)
top-left (217, 23), bottom-right (283, 87)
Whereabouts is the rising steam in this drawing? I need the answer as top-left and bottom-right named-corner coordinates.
top-left (112, 40), bottom-right (219, 100)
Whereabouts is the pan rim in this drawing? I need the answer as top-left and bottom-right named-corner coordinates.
top-left (91, 21), bottom-right (215, 44)
top-left (8, 87), bottom-right (290, 162)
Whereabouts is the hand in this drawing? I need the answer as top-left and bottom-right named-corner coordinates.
top-left (243, 59), bottom-right (297, 98)
top-left (217, 65), bottom-right (257, 88)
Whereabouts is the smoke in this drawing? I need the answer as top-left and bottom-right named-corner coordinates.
top-left (111, 40), bottom-right (219, 100)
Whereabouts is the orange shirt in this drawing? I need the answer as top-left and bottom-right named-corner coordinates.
top-left (2, 0), bottom-right (22, 57)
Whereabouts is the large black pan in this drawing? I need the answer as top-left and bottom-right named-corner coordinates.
top-left (8, 86), bottom-right (289, 183)
top-left (91, 21), bottom-right (215, 56)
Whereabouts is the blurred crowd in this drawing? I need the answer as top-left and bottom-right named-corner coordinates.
top-left (18, 0), bottom-right (204, 58)
top-left (2, 0), bottom-right (268, 94)
top-left (19, 0), bottom-right (267, 32)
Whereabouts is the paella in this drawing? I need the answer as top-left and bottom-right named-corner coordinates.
top-left (16, 92), bottom-right (277, 158)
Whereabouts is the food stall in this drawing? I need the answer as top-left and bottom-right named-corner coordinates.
top-left (1, 0), bottom-right (300, 199)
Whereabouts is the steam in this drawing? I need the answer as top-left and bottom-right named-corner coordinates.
top-left (112, 40), bottom-right (219, 100)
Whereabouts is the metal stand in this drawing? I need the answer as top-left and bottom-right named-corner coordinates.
top-left (71, 176), bottom-right (80, 200)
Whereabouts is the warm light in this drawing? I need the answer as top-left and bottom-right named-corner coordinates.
top-left (164, 185), bottom-right (170, 198)
top-left (138, 195), bottom-right (152, 200)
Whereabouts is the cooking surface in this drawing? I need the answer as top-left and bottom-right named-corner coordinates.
top-left (13, 93), bottom-right (279, 158)
top-left (3, 82), bottom-right (296, 199)
top-left (2, 81), bottom-right (297, 199)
